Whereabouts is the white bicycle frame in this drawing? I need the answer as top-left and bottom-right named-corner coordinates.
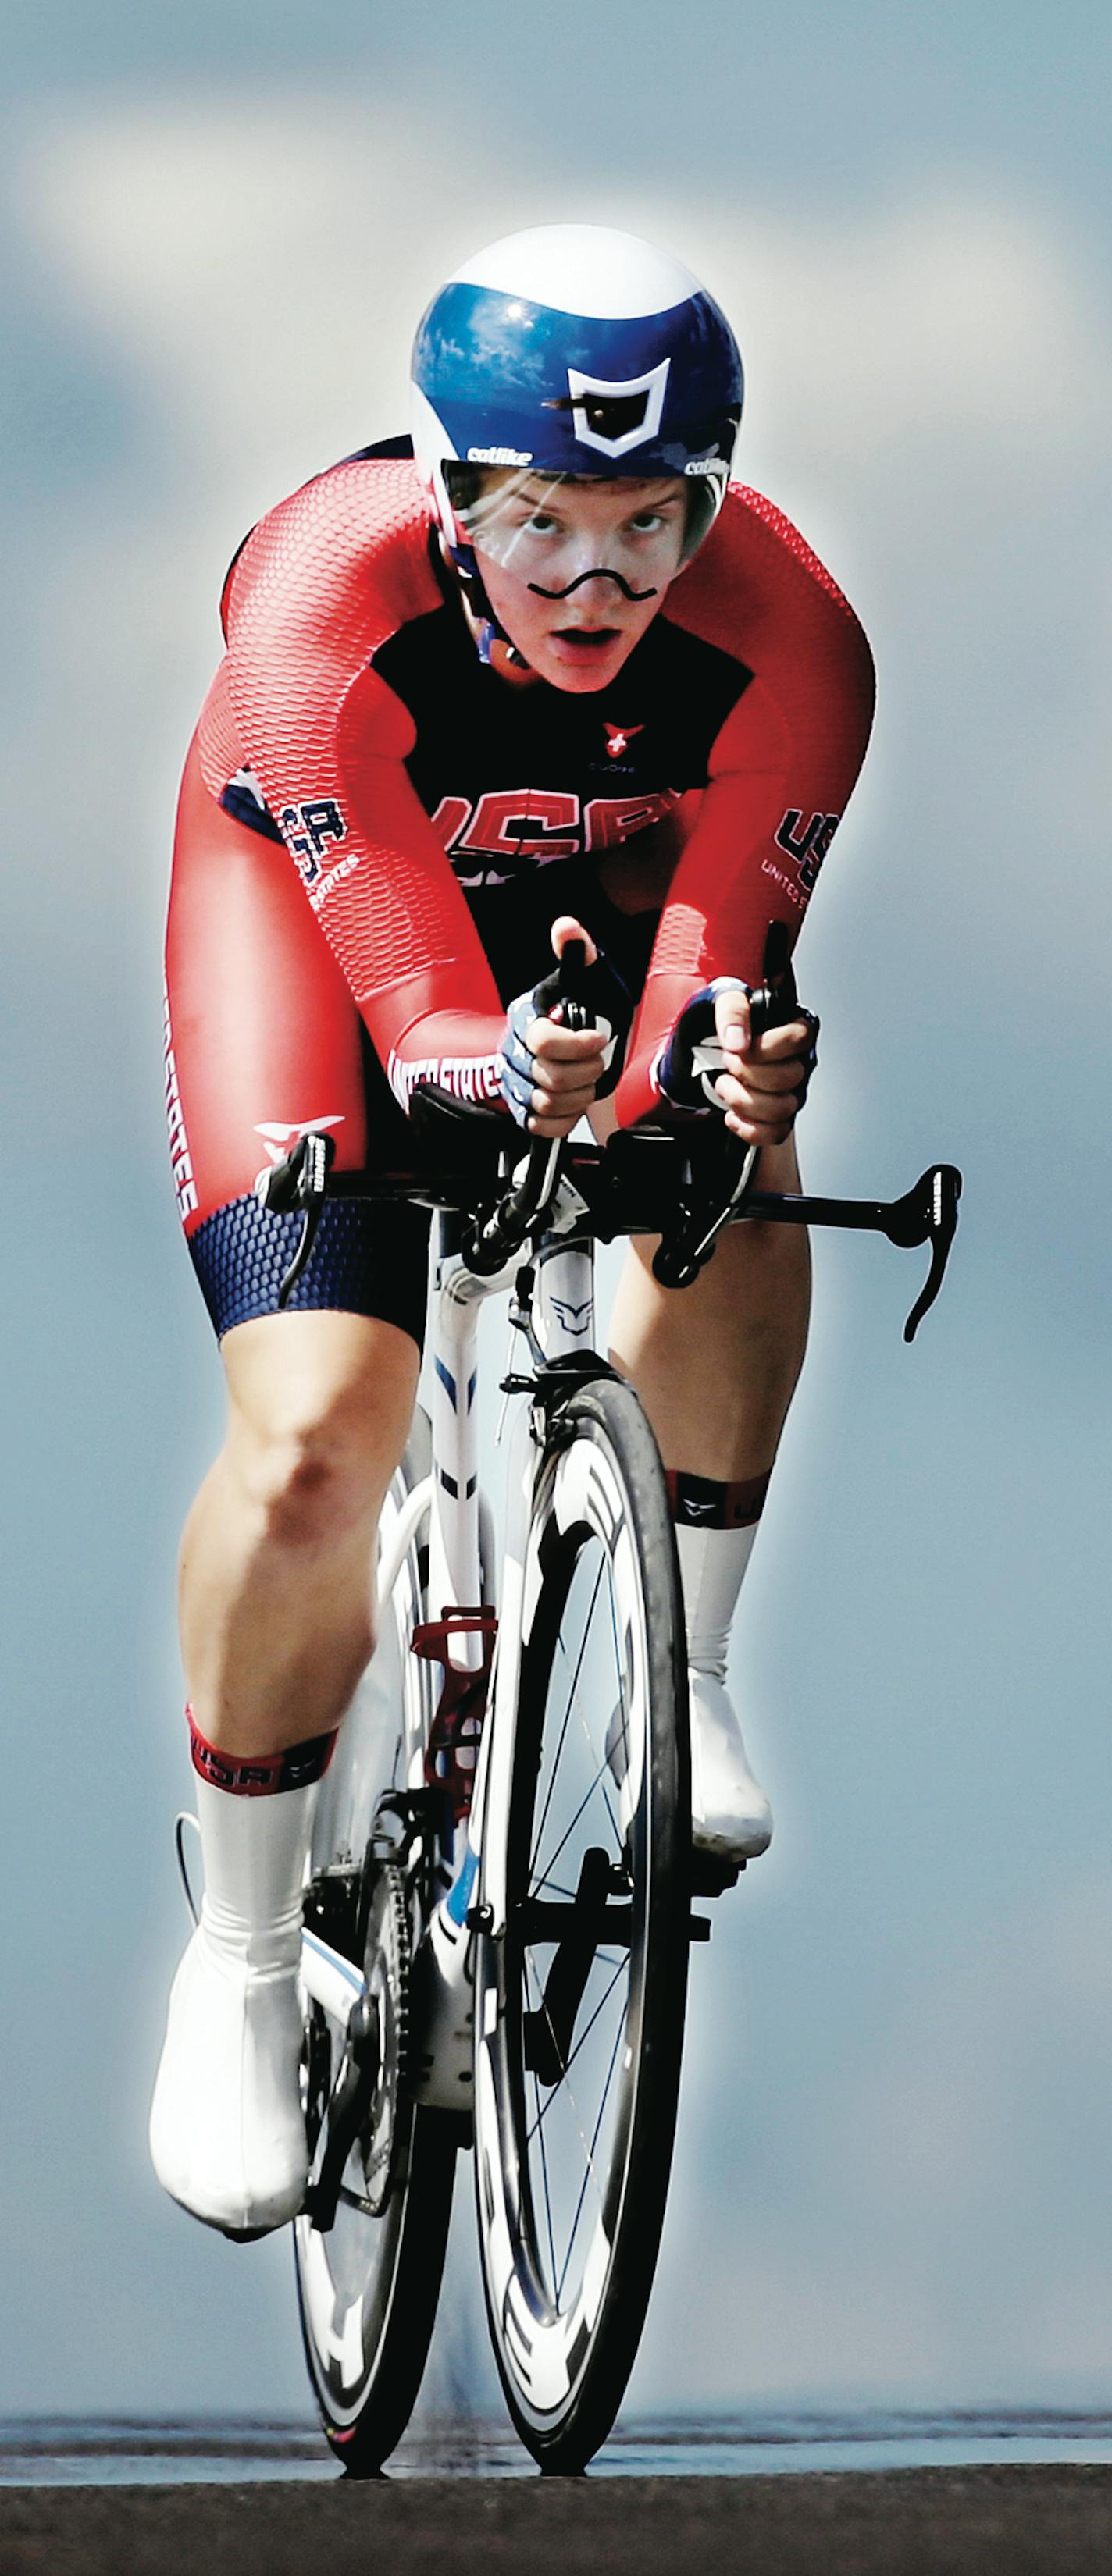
top-left (300, 1160), bottom-right (597, 2026)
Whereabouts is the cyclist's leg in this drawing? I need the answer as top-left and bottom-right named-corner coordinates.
top-left (563, 820), bottom-right (810, 1852)
top-left (166, 731), bottom-right (430, 1755)
top-left (180, 1308), bottom-right (418, 1757)
top-left (152, 735), bottom-right (428, 2233)
top-left (608, 1131), bottom-right (810, 1480)
top-left (608, 1144), bottom-right (811, 1861)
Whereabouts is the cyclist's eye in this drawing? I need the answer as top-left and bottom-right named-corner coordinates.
top-left (525, 512), bottom-right (558, 535)
top-left (628, 511), bottom-right (664, 535)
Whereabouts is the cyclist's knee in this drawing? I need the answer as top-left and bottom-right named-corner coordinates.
top-left (219, 1313), bottom-right (418, 1550)
top-left (234, 1422), bottom-right (367, 1549)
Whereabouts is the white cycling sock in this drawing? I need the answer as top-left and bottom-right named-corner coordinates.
top-left (668, 1470), bottom-right (770, 1683)
top-left (187, 1709), bottom-right (337, 1972)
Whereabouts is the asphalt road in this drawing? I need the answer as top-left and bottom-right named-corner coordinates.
top-left (2, 2469), bottom-right (1112, 2576)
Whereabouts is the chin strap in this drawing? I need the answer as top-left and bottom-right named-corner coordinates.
top-left (477, 621), bottom-right (531, 670)
top-left (446, 535), bottom-right (533, 671)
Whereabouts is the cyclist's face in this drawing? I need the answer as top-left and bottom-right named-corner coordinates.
top-left (467, 471), bottom-right (687, 692)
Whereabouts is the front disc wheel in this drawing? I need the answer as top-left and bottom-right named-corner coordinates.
top-left (473, 1375), bottom-right (690, 2470)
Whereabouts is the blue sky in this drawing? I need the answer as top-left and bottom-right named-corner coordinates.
top-left (2, 0), bottom-right (1110, 2425)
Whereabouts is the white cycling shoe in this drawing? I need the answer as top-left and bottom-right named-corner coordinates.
top-left (149, 1912), bottom-right (308, 2239)
top-left (606, 1673), bottom-right (771, 1863)
top-left (689, 1671), bottom-right (772, 1862)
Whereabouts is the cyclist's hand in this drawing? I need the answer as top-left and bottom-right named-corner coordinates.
top-left (711, 987), bottom-right (816, 1147)
top-left (498, 917), bottom-right (612, 1137)
top-left (657, 976), bottom-right (818, 1144)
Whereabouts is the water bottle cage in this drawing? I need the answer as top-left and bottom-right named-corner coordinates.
top-left (412, 1609), bottom-right (498, 1823)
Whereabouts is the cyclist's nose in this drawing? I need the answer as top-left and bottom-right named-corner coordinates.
top-left (562, 531), bottom-right (626, 587)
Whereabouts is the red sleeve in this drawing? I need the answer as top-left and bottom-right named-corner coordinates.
top-left (615, 486), bottom-right (875, 1126)
top-left (222, 459), bottom-right (508, 1107)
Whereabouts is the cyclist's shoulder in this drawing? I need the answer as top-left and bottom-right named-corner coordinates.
top-left (219, 436), bottom-right (442, 659)
top-left (666, 481), bottom-right (872, 673)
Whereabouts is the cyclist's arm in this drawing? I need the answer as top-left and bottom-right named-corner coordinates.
top-left (615, 664), bottom-right (871, 1123)
top-left (217, 468), bottom-right (508, 1108)
top-left (614, 493), bottom-right (875, 1127)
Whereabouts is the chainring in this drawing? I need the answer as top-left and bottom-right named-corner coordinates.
top-left (358, 1863), bottom-right (412, 2217)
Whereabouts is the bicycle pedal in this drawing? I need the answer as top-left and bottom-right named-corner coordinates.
top-left (689, 1850), bottom-right (743, 1897)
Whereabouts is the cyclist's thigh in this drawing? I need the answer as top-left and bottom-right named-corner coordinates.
top-left (165, 731), bottom-right (430, 1354)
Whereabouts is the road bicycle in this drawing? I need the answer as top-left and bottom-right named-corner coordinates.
top-left (238, 947), bottom-right (960, 2475)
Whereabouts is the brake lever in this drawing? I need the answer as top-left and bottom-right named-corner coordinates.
top-left (652, 935), bottom-right (784, 1290)
top-left (254, 1130), bottom-right (337, 1308)
top-left (462, 938), bottom-right (592, 1276)
top-left (652, 1136), bottom-right (758, 1290)
top-left (883, 1163), bottom-right (963, 1341)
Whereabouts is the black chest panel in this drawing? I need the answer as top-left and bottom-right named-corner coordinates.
top-left (372, 594), bottom-right (750, 892)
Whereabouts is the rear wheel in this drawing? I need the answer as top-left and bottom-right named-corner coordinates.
top-left (473, 1374), bottom-right (690, 2470)
top-left (294, 1410), bottom-right (459, 2473)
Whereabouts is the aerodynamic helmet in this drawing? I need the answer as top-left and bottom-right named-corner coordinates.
top-left (411, 222), bottom-right (743, 586)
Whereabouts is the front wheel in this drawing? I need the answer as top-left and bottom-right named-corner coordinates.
top-left (473, 1373), bottom-right (690, 2471)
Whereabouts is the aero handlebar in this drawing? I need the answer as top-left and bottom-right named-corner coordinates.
top-left (255, 929), bottom-right (962, 1338)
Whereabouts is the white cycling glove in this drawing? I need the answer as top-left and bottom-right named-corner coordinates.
top-left (654, 974), bottom-right (819, 1116)
top-left (497, 957), bottom-right (618, 1127)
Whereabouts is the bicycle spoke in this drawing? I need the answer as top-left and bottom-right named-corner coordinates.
top-left (525, 1953), bottom-right (627, 2145)
top-left (569, 1561), bottom-right (623, 1805)
top-left (525, 1945), bottom-right (607, 2204)
top-left (556, 2010), bottom-right (627, 2304)
top-left (525, 1945), bottom-right (575, 2309)
top-left (532, 1555), bottom-right (606, 1871)
top-left (605, 1567), bottom-right (633, 1799)
top-left (532, 1748), bottom-right (622, 1890)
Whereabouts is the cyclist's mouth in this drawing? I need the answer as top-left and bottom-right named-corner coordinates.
top-left (551, 626), bottom-right (622, 657)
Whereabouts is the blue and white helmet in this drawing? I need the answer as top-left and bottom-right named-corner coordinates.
top-left (412, 223), bottom-right (743, 572)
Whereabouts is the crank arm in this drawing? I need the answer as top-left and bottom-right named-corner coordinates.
top-left (301, 1925), bottom-right (367, 2028)
top-left (304, 1990), bottom-right (377, 2233)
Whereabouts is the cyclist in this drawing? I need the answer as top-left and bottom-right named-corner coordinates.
top-left (151, 224), bottom-right (875, 2235)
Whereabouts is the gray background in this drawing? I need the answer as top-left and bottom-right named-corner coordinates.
top-left (2, 0), bottom-right (1109, 2419)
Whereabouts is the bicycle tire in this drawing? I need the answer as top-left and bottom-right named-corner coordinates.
top-left (294, 1407), bottom-right (459, 2473)
top-left (473, 1372), bottom-right (690, 2470)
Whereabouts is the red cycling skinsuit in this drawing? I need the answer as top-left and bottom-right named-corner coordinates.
top-left (164, 447), bottom-right (875, 1346)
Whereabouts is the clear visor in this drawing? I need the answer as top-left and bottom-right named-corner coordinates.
top-left (444, 464), bottom-right (693, 593)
